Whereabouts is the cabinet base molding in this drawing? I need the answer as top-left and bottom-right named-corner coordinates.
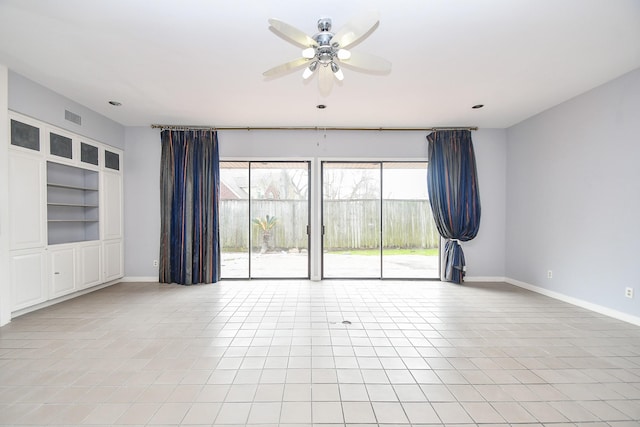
top-left (11, 278), bottom-right (122, 320)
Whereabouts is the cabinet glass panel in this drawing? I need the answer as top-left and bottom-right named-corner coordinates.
top-left (81, 142), bottom-right (99, 165)
top-left (11, 119), bottom-right (40, 151)
top-left (47, 162), bottom-right (99, 245)
top-left (50, 133), bottom-right (73, 159)
top-left (104, 150), bottom-right (120, 170)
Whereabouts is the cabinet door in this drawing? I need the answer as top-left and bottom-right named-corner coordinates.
top-left (102, 171), bottom-right (122, 240)
top-left (10, 250), bottom-right (47, 311)
top-left (10, 118), bottom-right (41, 152)
top-left (49, 248), bottom-right (76, 298)
top-left (77, 243), bottom-right (101, 289)
top-left (80, 142), bottom-right (100, 168)
top-left (104, 240), bottom-right (123, 281)
top-left (48, 131), bottom-right (75, 163)
top-left (9, 152), bottom-right (46, 250)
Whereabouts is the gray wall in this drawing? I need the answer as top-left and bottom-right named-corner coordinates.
top-left (463, 129), bottom-right (507, 278)
top-left (8, 71), bottom-right (124, 148)
top-left (506, 68), bottom-right (640, 317)
top-left (123, 127), bottom-right (161, 278)
top-left (123, 127), bottom-right (507, 279)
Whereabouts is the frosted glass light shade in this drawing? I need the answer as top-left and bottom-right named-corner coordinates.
top-left (337, 49), bottom-right (351, 60)
top-left (302, 47), bottom-right (316, 59)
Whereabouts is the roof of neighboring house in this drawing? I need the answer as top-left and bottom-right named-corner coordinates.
top-left (220, 176), bottom-right (249, 200)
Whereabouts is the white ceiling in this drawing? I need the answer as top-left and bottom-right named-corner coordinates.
top-left (1, 0), bottom-right (639, 129)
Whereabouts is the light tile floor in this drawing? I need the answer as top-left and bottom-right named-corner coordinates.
top-left (1, 280), bottom-right (639, 426)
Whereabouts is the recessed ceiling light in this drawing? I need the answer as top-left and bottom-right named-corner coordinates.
top-left (472, 104), bottom-right (484, 109)
top-left (108, 101), bottom-right (122, 106)
top-left (316, 104), bottom-right (327, 109)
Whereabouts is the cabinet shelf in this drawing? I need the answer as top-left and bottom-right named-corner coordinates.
top-left (47, 182), bottom-right (98, 191)
top-left (48, 219), bottom-right (99, 223)
top-left (47, 203), bottom-right (98, 207)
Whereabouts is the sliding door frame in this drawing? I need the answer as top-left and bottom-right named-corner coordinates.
top-left (219, 158), bottom-right (312, 280)
top-left (320, 160), bottom-right (440, 280)
top-left (220, 156), bottom-right (438, 281)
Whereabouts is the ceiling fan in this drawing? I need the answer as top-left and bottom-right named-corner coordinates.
top-left (263, 11), bottom-right (392, 95)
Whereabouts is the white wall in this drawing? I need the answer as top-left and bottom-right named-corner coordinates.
top-left (0, 65), bottom-right (10, 326)
top-left (123, 127), bottom-right (507, 280)
top-left (506, 68), bottom-right (640, 319)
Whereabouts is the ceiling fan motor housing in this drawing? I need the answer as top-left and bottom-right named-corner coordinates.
top-left (317, 17), bottom-right (332, 32)
top-left (313, 18), bottom-right (337, 65)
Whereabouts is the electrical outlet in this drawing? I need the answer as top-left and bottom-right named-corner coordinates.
top-left (153, 259), bottom-right (159, 267)
top-left (547, 270), bottom-right (553, 279)
top-left (625, 287), bottom-right (634, 299)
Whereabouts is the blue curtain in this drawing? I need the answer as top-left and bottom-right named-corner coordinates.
top-left (159, 129), bottom-right (220, 285)
top-left (427, 130), bottom-right (481, 284)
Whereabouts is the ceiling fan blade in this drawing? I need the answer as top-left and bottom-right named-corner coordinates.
top-left (263, 57), bottom-right (310, 78)
top-left (318, 66), bottom-right (334, 96)
top-left (332, 11), bottom-right (380, 49)
top-left (268, 18), bottom-right (316, 48)
top-left (340, 51), bottom-right (391, 74)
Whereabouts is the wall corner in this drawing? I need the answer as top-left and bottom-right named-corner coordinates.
top-left (0, 64), bottom-right (12, 326)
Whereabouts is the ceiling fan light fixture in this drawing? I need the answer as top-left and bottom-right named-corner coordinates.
top-left (302, 61), bottom-right (318, 79)
top-left (265, 12), bottom-right (390, 92)
top-left (302, 47), bottom-right (316, 59)
top-left (331, 62), bottom-right (344, 81)
top-left (337, 49), bottom-right (351, 60)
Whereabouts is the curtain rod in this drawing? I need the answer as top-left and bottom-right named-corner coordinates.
top-left (150, 124), bottom-right (478, 132)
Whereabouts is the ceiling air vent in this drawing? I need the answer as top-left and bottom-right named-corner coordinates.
top-left (64, 109), bottom-right (82, 125)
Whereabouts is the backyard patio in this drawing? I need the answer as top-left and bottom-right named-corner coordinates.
top-left (221, 252), bottom-right (439, 279)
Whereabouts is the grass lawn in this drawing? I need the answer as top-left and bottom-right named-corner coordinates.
top-left (329, 248), bottom-right (439, 256)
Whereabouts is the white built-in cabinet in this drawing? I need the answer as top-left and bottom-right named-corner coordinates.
top-left (48, 247), bottom-right (76, 298)
top-left (8, 150), bottom-right (46, 250)
top-left (77, 243), bottom-right (102, 289)
top-left (103, 170), bottom-right (123, 240)
top-left (103, 240), bottom-right (124, 281)
top-left (9, 249), bottom-right (47, 311)
top-left (8, 112), bottom-right (124, 314)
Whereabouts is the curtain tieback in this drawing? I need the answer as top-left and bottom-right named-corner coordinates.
top-left (449, 239), bottom-right (461, 245)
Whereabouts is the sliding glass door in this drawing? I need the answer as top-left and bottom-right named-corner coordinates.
top-left (382, 162), bottom-right (438, 278)
top-left (322, 163), bottom-right (381, 278)
top-left (220, 161), bottom-right (310, 279)
top-left (322, 161), bottom-right (439, 279)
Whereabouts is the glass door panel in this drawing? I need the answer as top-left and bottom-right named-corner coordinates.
top-left (382, 162), bottom-right (439, 278)
top-left (220, 162), bottom-right (250, 278)
top-left (250, 162), bottom-right (309, 278)
top-left (322, 162), bottom-right (381, 278)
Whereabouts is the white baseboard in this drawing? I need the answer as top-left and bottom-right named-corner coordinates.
top-left (122, 276), bottom-right (158, 282)
top-left (506, 277), bottom-right (640, 327)
top-left (465, 276), bottom-right (507, 283)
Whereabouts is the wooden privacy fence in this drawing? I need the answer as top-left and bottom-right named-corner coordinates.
top-left (220, 199), bottom-right (439, 250)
